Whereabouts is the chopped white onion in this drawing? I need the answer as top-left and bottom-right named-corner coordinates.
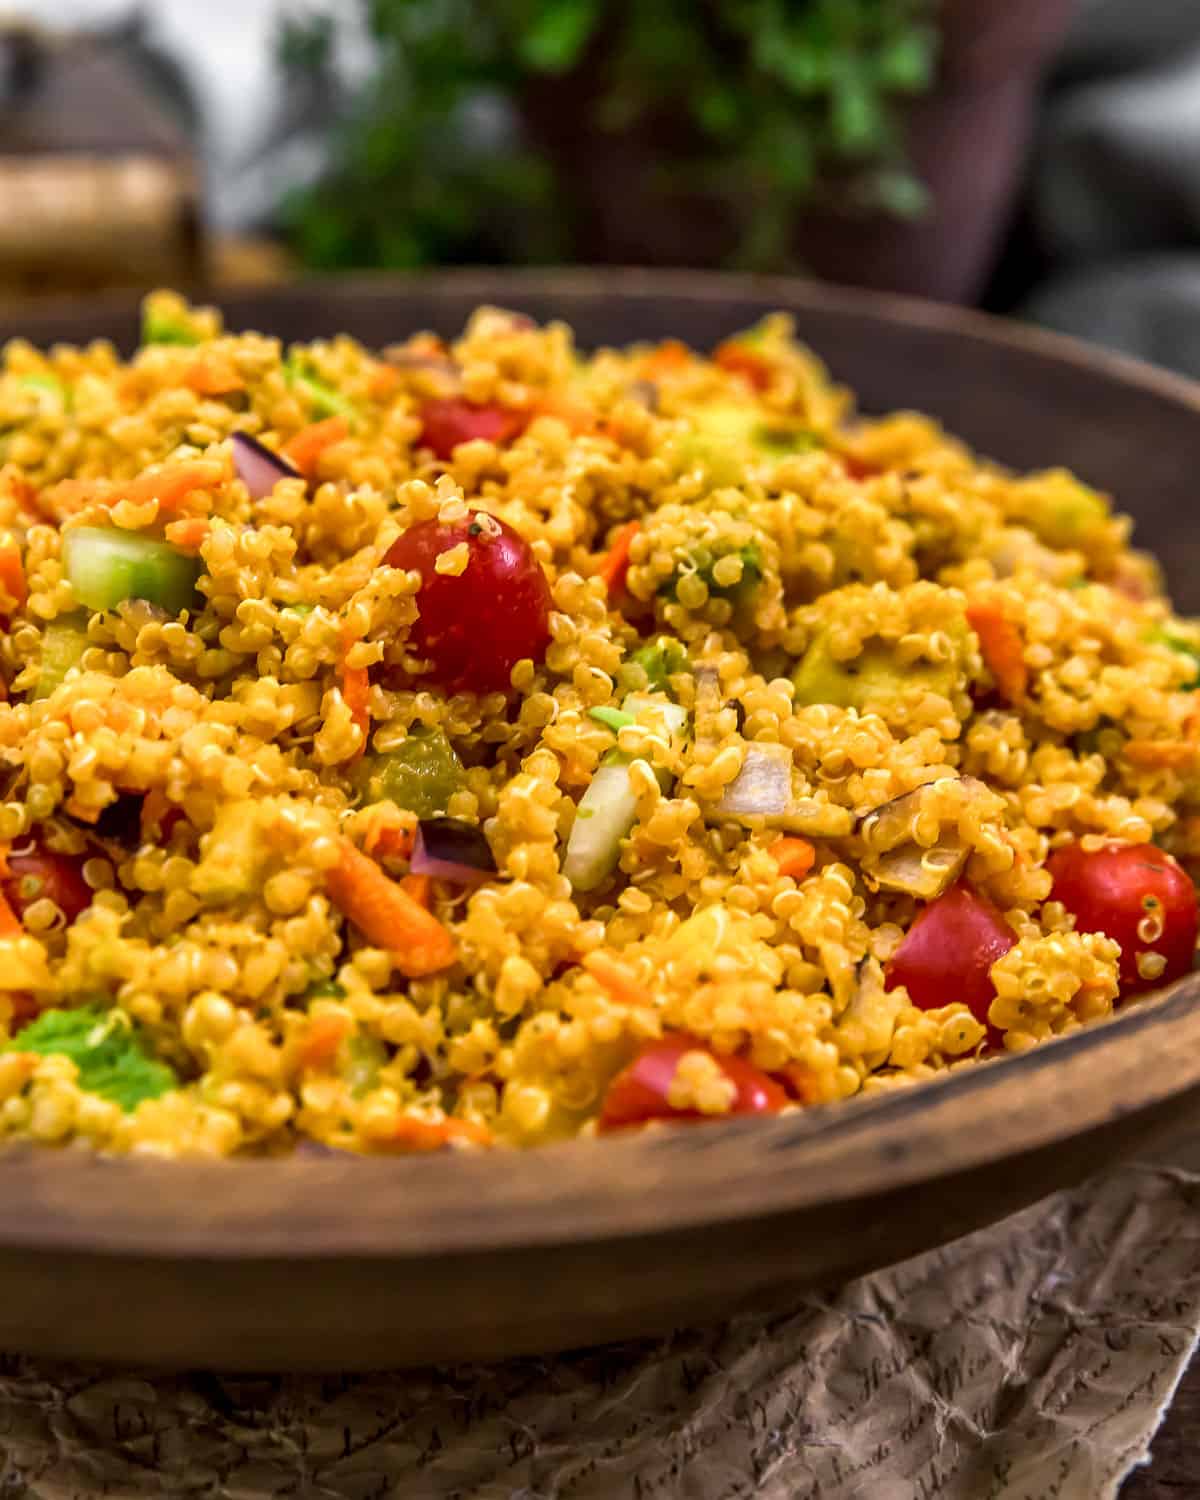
top-left (716, 744), bottom-right (793, 817)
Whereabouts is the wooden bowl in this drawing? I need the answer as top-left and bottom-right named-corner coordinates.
top-left (4, 269), bottom-right (1200, 1373)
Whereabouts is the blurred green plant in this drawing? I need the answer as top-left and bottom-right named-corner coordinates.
top-left (277, 0), bottom-right (939, 271)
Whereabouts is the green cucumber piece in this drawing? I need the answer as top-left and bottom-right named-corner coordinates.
top-left (64, 528), bottom-right (201, 615)
top-left (35, 615), bottom-right (90, 698)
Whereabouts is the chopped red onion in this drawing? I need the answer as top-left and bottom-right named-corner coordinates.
top-left (716, 744), bottom-right (793, 817)
top-left (231, 431), bottom-right (300, 500)
top-left (411, 818), bottom-right (496, 886)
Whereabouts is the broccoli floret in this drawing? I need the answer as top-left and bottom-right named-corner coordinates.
top-left (1147, 627), bottom-right (1200, 689)
top-left (284, 355), bottom-right (356, 420)
top-left (8, 1004), bottom-right (178, 1112)
top-left (660, 542), bottom-right (763, 608)
top-left (631, 637), bottom-right (689, 694)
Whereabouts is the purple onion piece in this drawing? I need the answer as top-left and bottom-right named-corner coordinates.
top-left (231, 431), bottom-right (300, 500)
top-left (411, 818), bottom-right (496, 886)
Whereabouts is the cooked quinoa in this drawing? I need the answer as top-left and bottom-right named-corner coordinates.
top-left (0, 289), bottom-right (1194, 1157)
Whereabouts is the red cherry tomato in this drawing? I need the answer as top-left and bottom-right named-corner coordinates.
top-left (597, 1033), bottom-right (787, 1133)
top-left (884, 882), bottom-right (1016, 1031)
top-left (2, 838), bottom-right (92, 924)
top-left (416, 398), bottom-right (527, 461)
top-left (1047, 841), bottom-right (1197, 994)
top-left (384, 511), bottom-right (552, 694)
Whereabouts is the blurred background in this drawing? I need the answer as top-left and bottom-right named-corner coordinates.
top-left (0, 0), bottom-right (1194, 375)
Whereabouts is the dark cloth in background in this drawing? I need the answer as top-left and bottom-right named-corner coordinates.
top-left (1016, 0), bottom-right (1200, 376)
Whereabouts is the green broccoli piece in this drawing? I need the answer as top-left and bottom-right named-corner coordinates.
top-left (140, 308), bottom-right (201, 347)
top-left (8, 1004), bottom-right (178, 1113)
top-left (631, 637), bottom-right (689, 694)
top-left (660, 542), bottom-right (763, 608)
top-left (1147, 627), bottom-right (1200, 689)
top-left (284, 355), bottom-right (356, 420)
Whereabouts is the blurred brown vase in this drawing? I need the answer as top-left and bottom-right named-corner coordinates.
top-left (526, 0), bottom-right (1078, 305)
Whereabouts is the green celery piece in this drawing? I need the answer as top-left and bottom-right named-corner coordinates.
top-left (351, 728), bottom-right (464, 818)
top-left (8, 1004), bottom-right (178, 1112)
top-left (660, 542), bottom-right (763, 607)
top-left (631, 637), bottom-right (688, 694)
top-left (141, 308), bottom-right (201, 347)
top-left (588, 705), bottom-right (635, 733)
top-left (304, 978), bottom-right (346, 1000)
top-left (1148, 627), bottom-right (1200, 689)
top-left (284, 356), bottom-right (355, 419)
top-left (64, 528), bottom-right (201, 615)
top-left (35, 614), bottom-right (90, 699)
top-left (344, 1033), bottom-right (388, 1098)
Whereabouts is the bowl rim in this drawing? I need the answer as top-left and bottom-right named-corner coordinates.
top-left (2, 266), bottom-right (1199, 1266)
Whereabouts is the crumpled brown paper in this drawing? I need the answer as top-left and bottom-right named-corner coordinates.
top-left (0, 1162), bottom-right (1197, 1498)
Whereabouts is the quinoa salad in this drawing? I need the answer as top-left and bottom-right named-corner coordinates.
top-left (0, 291), bottom-right (1193, 1157)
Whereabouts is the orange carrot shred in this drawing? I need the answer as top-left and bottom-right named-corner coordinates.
top-left (283, 415), bottom-right (350, 480)
top-left (599, 520), bottom-right (640, 595)
top-left (967, 600), bottom-right (1028, 704)
top-left (119, 460), bottom-right (224, 517)
top-left (638, 339), bottom-right (691, 378)
top-left (399, 872), bottom-right (432, 909)
top-left (769, 836), bottom-right (816, 882)
top-left (713, 341), bottom-right (773, 391)
top-left (184, 355), bottom-right (244, 398)
top-left (163, 517), bottom-right (210, 553)
top-left (339, 627), bottom-right (370, 762)
top-left (0, 887), bottom-right (20, 938)
top-left (368, 364), bottom-right (401, 400)
top-left (298, 1014), bottom-right (351, 1070)
top-left (326, 840), bottom-right (455, 978)
top-left (361, 805), bottom-right (417, 862)
top-left (583, 951), bottom-right (653, 1008)
top-left (1123, 740), bottom-right (1198, 769)
top-left (0, 534), bottom-right (26, 612)
top-left (381, 1115), bottom-right (493, 1151)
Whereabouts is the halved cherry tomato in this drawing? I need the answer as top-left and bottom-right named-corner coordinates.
top-left (884, 882), bottom-right (1016, 1031)
top-left (1047, 841), bottom-right (1197, 994)
top-left (416, 398), bottom-right (527, 460)
top-left (597, 1033), bottom-right (787, 1133)
top-left (384, 510), bottom-right (552, 694)
top-left (2, 838), bottom-right (92, 924)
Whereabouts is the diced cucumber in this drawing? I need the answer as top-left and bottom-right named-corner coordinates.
top-left (284, 356), bottom-right (355, 420)
top-left (563, 754), bottom-right (640, 893)
top-left (35, 615), bottom-right (90, 698)
top-left (64, 527), bottom-right (201, 616)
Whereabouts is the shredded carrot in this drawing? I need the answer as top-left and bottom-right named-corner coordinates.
top-left (713, 341), bottom-right (773, 391)
top-left (582, 951), bottom-right (654, 1008)
top-left (368, 363), bottom-right (401, 400)
top-left (967, 599), bottom-right (1028, 704)
top-left (360, 803), bottom-right (417, 862)
top-left (840, 453), bottom-right (879, 481)
top-left (163, 517), bottom-right (210, 553)
top-left (769, 836), bottom-right (816, 882)
top-left (779, 1063), bottom-right (821, 1106)
top-left (40, 477), bottom-right (97, 519)
top-left (118, 460), bottom-right (225, 517)
top-left (184, 354), bottom-right (244, 398)
top-left (0, 534), bottom-right (25, 613)
top-left (399, 872), bottom-right (432, 909)
top-left (377, 1114), bottom-right (493, 1151)
top-left (533, 393), bottom-right (598, 435)
top-left (598, 520), bottom-right (640, 595)
top-left (1123, 740), bottom-right (1198, 769)
top-left (638, 339), bottom-right (691, 378)
top-left (326, 839), bottom-right (455, 978)
top-left (64, 795), bottom-right (101, 825)
top-left (339, 627), bottom-right (370, 762)
top-left (0, 887), bottom-right (20, 938)
top-left (297, 1014), bottom-right (351, 1071)
top-left (283, 415), bottom-right (350, 480)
